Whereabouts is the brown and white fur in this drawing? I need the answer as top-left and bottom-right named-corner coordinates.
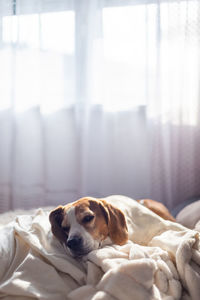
top-left (49, 195), bottom-right (175, 257)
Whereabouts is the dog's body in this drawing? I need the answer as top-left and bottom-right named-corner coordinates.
top-left (49, 195), bottom-right (175, 257)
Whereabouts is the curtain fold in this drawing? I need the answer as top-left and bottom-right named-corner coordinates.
top-left (0, 0), bottom-right (13, 17)
top-left (0, 0), bottom-right (200, 212)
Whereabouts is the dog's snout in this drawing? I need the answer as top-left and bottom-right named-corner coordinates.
top-left (67, 236), bottom-right (82, 250)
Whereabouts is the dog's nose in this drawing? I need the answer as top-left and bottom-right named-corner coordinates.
top-left (67, 236), bottom-right (82, 250)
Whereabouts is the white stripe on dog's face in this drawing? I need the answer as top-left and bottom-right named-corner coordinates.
top-left (67, 207), bottom-right (83, 238)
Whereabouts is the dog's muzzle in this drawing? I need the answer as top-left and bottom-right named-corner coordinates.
top-left (66, 235), bottom-right (89, 257)
top-left (67, 235), bottom-right (82, 251)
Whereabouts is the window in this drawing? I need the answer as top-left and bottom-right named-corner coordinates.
top-left (91, 4), bottom-right (157, 111)
top-left (0, 0), bottom-right (199, 119)
top-left (0, 10), bottom-right (75, 113)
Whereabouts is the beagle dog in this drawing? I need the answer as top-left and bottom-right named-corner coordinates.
top-left (49, 196), bottom-right (175, 258)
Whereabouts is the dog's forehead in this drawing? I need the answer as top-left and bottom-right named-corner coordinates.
top-left (74, 200), bottom-right (92, 216)
top-left (72, 197), bottom-right (99, 214)
top-left (62, 198), bottom-right (97, 226)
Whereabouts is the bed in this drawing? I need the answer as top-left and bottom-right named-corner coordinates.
top-left (0, 198), bottom-right (199, 300)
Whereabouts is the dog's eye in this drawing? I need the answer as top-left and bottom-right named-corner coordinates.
top-left (82, 215), bottom-right (94, 223)
top-left (62, 226), bottom-right (70, 232)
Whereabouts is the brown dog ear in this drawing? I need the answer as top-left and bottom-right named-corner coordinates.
top-left (99, 200), bottom-right (128, 245)
top-left (49, 206), bottom-right (66, 243)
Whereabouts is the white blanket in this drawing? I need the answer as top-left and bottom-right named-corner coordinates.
top-left (0, 197), bottom-right (200, 300)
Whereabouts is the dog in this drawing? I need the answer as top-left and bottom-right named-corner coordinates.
top-left (49, 195), bottom-right (175, 258)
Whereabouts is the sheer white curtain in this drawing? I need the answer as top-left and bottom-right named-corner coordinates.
top-left (0, 0), bottom-right (200, 212)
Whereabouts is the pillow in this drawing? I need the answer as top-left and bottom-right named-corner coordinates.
top-left (176, 199), bottom-right (200, 229)
top-left (195, 220), bottom-right (200, 232)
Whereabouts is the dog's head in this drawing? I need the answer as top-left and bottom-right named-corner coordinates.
top-left (49, 197), bottom-right (128, 257)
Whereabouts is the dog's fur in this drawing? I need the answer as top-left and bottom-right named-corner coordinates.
top-left (49, 196), bottom-right (175, 257)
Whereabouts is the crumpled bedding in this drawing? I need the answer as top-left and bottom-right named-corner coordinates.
top-left (0, 198), bottom-right (200, 300)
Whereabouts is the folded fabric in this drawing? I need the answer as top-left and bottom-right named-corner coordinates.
top-left (0, 198), bottom-right (199, 300)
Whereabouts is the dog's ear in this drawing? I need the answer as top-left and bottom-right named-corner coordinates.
top-left (99, 200), bottom-right (128, 245)
top-left (49, 206), bottom-right (66, 243)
